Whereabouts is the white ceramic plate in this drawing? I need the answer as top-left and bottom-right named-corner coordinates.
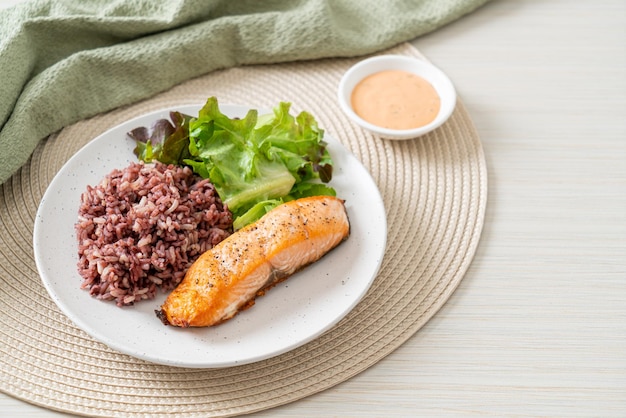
top-left (33, 104), bottom-right (387, 368)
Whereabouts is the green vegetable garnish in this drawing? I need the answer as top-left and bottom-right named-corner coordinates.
top-left (129, 97), bottom-right (335, 228)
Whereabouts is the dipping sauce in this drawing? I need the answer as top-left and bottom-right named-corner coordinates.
top-left (351, 70), bottom-right (441, 130)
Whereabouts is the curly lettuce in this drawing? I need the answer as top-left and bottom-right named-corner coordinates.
top-left (130, 97), bottom-right (335, 229)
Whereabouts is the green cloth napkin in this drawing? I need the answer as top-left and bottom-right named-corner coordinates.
top-left (0, 0), bottom-right (489, 185)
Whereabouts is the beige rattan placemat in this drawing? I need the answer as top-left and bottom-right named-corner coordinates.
top-left (0, 43), bottom-right (487, 417)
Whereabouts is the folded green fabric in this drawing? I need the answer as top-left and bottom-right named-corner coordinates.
top-left (0, 0), bottom-right (489, 185)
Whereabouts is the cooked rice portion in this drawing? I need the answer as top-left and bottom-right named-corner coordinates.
top-left (75, 161), bottom-right (232, 306)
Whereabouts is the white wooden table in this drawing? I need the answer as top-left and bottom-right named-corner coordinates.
top-left (2, 0), bottom-right (625, 416)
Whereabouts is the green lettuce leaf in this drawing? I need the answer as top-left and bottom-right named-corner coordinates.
top-left (130, 97), bottom-right (335, 228)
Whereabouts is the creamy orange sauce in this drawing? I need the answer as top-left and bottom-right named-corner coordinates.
top-left (351, 70), bottom-right (441, 130)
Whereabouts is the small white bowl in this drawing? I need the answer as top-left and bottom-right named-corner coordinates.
top-left (338, 55), bottom-right (457, 140)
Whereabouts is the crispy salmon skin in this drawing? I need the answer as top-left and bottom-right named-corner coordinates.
top-left (156, 195), bottom-right (350, 327)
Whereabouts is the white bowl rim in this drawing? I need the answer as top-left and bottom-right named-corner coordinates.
top-left (337, 54), bottom-right (457, 140)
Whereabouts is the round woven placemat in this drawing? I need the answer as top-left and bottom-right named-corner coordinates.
top-left (0, 43), bottom-right (487, 417)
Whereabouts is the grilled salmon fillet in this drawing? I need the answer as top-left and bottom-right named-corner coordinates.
top-left (156, 195), bottom-right (350, 327)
